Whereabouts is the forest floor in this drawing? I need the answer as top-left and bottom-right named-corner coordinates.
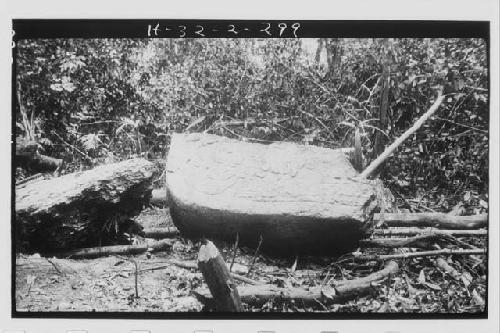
top-left (15, 207), bottom-right (487, 313)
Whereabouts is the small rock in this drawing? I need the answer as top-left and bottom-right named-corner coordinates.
top-left (168, 296), bottom-right (203, 312)
top-left (57, 302), bottom-right (72, 311)
top-left (230, 263), bottom-right (249, 275)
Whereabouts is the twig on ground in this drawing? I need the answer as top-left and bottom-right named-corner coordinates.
top-left (139, 259), bottom-right (262, 286)
top-left (247, 235), bottom-right (263, 275)
top-left (229, 233), bottom-right (239, 272)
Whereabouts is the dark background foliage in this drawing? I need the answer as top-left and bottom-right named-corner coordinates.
top-left (15, 38), bottom-right (489, 212)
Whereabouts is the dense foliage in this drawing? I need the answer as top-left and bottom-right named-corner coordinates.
top-left (15, 38), bottom-right (488, 211)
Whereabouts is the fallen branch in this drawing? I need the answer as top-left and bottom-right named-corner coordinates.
top-left (345, 248), bottom-right (486, 262)
top-left (372, 228), bottom-right (487, 237)
top-left (209, 118), bottom-right (287, 131)
top-left (16, 173), bottom-right (44, 186)
top-left (194, 261), bottom-right (399, 307)
top-left (197, 240), bottom-right (243, 311)
top-left (58, 239), bottom-right (174, 259)
top-left (374, 213), bottom-right (488, 229)
top-left (143, 227), bottom-right (179, 239)
top-left (359, 233), bottom-right (455, 249)
top-left (359, 93), bottom-right (445, 179)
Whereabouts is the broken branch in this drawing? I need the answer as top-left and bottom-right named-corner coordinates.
top-left (58, 239), bottom-right (174, 259)
top-left (359, 233), bottom-right (455, 249)
top-left (194, 261), bottom-right (399, 307)
top-left (347, 248), bottom-right (486, 262)
top-left (359, 94), bottom-right (445, 179)
top-left (372, 228), bottom-right (487, 237)
top-left (197, 240), bottom-right (243, 311)
top-left (374, 213), bottom-right (488, 229)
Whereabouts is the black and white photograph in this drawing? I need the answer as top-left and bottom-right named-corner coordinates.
top-left (10, 21), bottom-right (492, 319)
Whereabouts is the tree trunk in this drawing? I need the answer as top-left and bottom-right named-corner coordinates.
top-left (325, 38), bottom-right (342, 79)
top-left (15, 158), bottom-right (155, 252)
top-left (197, 240), bottom-right (243, 312)
top-left (371, 38), bottom-right (393, 175)
top-left (373, 213), bottom-right (488, 229)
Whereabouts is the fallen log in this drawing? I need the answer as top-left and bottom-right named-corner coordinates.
top-left (194, 260), bottom-right (399, 307)
top-left (58, 239), bottom-right (174, 259)
top-left (167, 133), bottom-right (381, 255)
top-left (374, 213), bottom-right (488, 229)
top-left (372, 228), bottom-right (487, 237)
top-left (15, 158), bottom-right (155, 252)
top-left (143, 227), bottom-right (179, 239)
top-left (197, 240), bottom-right (243, 311)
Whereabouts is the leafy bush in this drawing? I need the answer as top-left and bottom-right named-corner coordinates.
top-left (15, 38), bottom-right (488, 207)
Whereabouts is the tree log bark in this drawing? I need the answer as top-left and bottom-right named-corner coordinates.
top-left (15, 158), bottom-right (155, 252)
top-left (197, 240), bottom-right (243, 312)
top-left (194, 261), bottom-right (399, 307)
top-left (374, 213), bottom-right (488, 229)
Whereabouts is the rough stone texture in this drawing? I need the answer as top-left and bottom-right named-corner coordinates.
top-left (166, 133), bottom-right (379, 255)
top-left (16, 158), bottom-right (155, 252)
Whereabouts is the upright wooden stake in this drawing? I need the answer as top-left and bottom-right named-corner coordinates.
top-left (197, 240), bottom-right (243, 312)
